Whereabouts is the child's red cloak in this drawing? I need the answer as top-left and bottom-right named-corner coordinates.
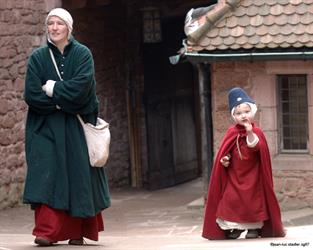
top-left (202, 124), bottom-right (285, 240)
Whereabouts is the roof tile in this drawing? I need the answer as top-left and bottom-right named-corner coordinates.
top-left (231, 44), bottom-right (241, 49)
top-left (250, 15), bottom-right (264, 27)
top-left (280, 42), bottom-right (290, 48)
top-left (219, 44), bottom-right (229, 50)
top-left (242, 43), bottom-right (253, 49)
top-left (200, 37), bottom-right (211, 47)
top-left (266, 42), bottom-right (278, 48)
top-left (280, 24), bottom-right (295, 35)
top-left (277, 0), bottom-right (289, 5)
top-left (230, 26), bottom-right (245, 37)
top-left (235, 6), bottom-right (247, 17)
top-left (244, 26), bottom-right (255, 37)
top-left (306, 24), bottom-right (313, 33)
top-left (259, 5), bottom-right (271, 16)
top-left (267, 0), bottom-right (278, 6)
top-left (290, 0), bottom-right (302, 5)
top-left (187, 0), bottom-right (313, 52)
top-left (308, 4), bottom-right (313, 12)
top-left (286, 33), bottom-right (298, 44)
top-left (224, 36), bottom-right (236, 45)
top-left (270, 5), bottom-right (284, 16)
top-left (268, 25), bottom-right (282, 35)
top-left (263, 15), bottom-right (275, 25)
top-left (236, 36), bottom-right (249, 45)
top-left (287, 14), bottom-right (301, 25)
top-left (207, 28), bottom-right (219, 38)
top-left (293, 24), bottom-right (306, 34)
top-left (255, 42), bottom-right (267, 49)
top-left (294, 42), bottom-right (304, 47)
top-left (298, 34), bottom-right (311, 43)
top-left (248, 35), bottom-right (260, 45)
top-left (211, 36), bottom-right (224, 46)
top-left (254, 0), bottom-right (267, 7)
top-left (260, 34), bottom-right (273, 44)
top-left (241, 0), bottom-right (253, 7)
top-left (275, 14), bottom-right (289, 25)
top-left (255, 25), bottom-right (269, 36)
top-left (246, 5), bottom-right (259, 16)
top-left (227, 16), bottom-right (238, 28)
top-left (296, 3), bottom-right (308, 14)
top-left (300, 13), bottom-right (313, 24)
top-left (237, 15), bottom-right (251, 26)
top-left (219, 27), bottom-right (230, 37)
top-left (284, 5), bottom-right (296, 15)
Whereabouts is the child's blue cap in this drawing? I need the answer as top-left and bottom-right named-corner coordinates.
top-left (228, 87), bottom-right (255, 112)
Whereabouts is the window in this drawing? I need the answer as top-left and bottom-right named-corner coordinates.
top-left (277, 75), bottom-right (308, 153)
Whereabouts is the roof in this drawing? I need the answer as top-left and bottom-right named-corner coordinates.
top-left (186, 0), bottom-right (313, 52)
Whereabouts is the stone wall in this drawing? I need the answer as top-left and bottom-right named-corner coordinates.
top-left (274, 170), bottom-right (313, 211)
top-left (211, 60), bottom-right (313, 210)
top-left (0, 0), bottom-right (132, 209)
top-left (0, 0), bottom-right (48, 209)
top-left (70, 4), bottom-right (131, 187)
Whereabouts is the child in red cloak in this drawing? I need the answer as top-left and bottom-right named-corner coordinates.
top-left (202, 87), bottom-right (285, 240)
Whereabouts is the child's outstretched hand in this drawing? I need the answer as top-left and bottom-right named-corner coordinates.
top-left (220, 155), bottom-right (230, 167)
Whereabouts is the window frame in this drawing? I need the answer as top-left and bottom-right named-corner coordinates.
top-left (276, 74), bottom-right (309, 154)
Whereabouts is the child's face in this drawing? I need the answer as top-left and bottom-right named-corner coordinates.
top-left (233, 103), bottom-right (253, 126)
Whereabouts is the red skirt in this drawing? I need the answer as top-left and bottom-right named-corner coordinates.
top-left (33, 204), bottom-right (104, 243)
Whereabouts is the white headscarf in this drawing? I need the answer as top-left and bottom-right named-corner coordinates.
top-left (46, 8), bottom-right (73, 40)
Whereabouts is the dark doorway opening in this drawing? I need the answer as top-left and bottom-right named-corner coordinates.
top-left (143, 16), bottom-right (200, 190)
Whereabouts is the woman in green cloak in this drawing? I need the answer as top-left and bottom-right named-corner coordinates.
top-left (23, 7), bottom-right (111, 246)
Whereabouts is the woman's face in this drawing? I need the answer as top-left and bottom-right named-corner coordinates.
top-left (233, 103), bottom-right (253, 126)
top-left (47, 16), bottom-right (69, 45)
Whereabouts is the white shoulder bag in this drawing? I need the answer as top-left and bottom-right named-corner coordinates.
top-left (49, 48), bottom-right (110, 167)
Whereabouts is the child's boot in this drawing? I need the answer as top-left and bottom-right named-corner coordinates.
top-left (245, 229), bottom-right (260, 239)
top-left (226, 229), bottom-right (245, 239)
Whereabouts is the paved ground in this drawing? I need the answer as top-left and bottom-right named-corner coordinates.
top-left (0, 178), bottom-right (313, 250)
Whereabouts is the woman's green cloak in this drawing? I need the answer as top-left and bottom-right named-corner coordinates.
top-left (23, 38), bottom-right (111, 217)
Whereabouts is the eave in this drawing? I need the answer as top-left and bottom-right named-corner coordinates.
top-left (184, 50), bottom-right (313, 64)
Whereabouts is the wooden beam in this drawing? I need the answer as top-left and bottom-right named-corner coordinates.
top-left (196, 63), bottom-right (213, 197)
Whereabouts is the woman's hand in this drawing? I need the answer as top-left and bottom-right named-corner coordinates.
top-left (220, 155), bottom-right (231, 167)
top-left (42, 80), bottom-right (56, 97)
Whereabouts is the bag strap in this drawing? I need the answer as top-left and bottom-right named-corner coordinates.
top-left (76, 112), bottom-right (85, 125)
top-left (49, 48), bottom-right (84, 122)
top-left (49, 48), bottom-right (63, 81)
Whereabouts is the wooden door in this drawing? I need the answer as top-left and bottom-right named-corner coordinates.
top-left (144, 16), bottom-right (199, 190)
